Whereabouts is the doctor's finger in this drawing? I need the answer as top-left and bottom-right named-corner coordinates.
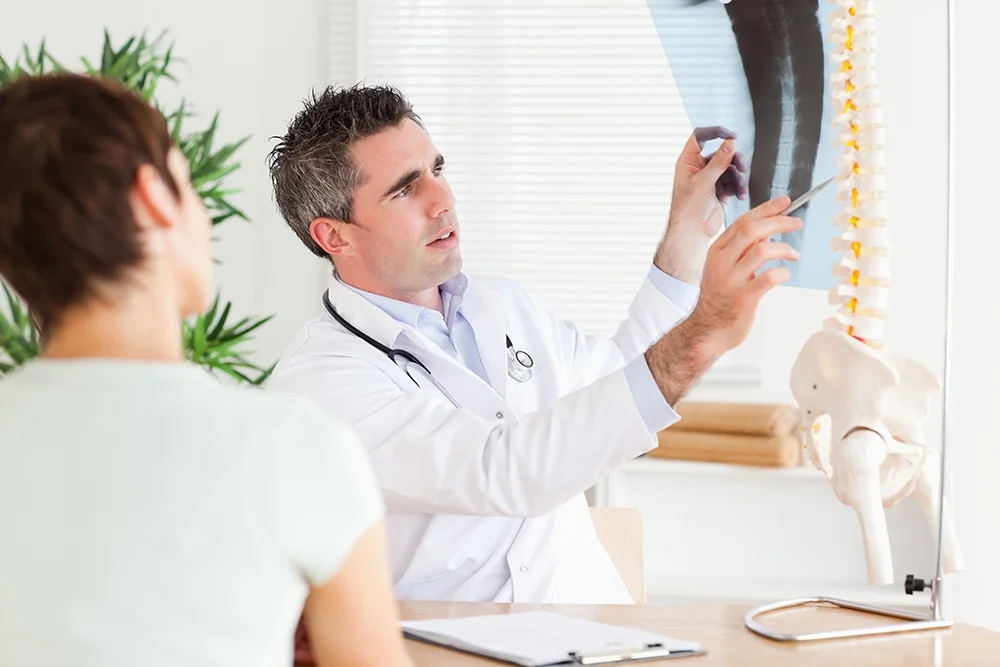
top-left (717, 165), bottom-right (745, 200)
top-left (732, 150), bottom-right (748, 174)
top-left (715, 179), bottom-right (731, 204)
top-left (715, 195), bottom-right (791, 251)
top-left (715, 171), bottom-right (736, 204)
top-left (750, 265), bottom-right (792, 299)
top-left (733, 240), bottom-right (800, 280)
top-left (683, 125), bottom-right (738, 155)
top-left (716, 207), bottom-right (797, 256)
top-left (729, 217), bottom-right (802, 263)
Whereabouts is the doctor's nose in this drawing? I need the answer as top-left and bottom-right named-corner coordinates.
top-left (426, 173), bottom-right (455, 219)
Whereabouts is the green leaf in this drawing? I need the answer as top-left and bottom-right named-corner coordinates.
top-left (3, 282), bottom-right (19, 317)
top-left (228, 315), bottom-right (274, 340)
top-left (191, 164), bottom-right (240, 190)
top-left (252, 363), bottom-right (276, 385)
top-left (207, 301), bottom-right (232, 340)
top-left (100, 30), bottom-right (115, 72)
top-left (193, 316), bottom-right (208, 357)
top-left (43, 50), bottom-right (67, 72)
top-left (0, 53), bottom-right (15, 86)
top-left (207, 361), bottom-right (254, 384)
top-left (203, 293), bottom-right (221, 326)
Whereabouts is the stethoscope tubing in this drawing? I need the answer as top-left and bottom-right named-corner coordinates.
top-left (321, 289), bottom-right (531, 408)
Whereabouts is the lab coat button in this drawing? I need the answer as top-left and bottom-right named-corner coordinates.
top-left (496, 411), bottom-right (504, 419)
top-left (519, 565), bottom-right (528, 573)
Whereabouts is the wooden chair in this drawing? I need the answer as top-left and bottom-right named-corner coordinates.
top-left (589, 506), bottom-right (646, 604)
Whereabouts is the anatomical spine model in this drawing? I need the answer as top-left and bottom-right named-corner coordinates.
top-left (789, 0), bottom-right (964, 586)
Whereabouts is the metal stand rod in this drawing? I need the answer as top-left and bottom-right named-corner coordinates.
top-left (745, 598), bottom-right (954, 643)
top-left (932, 0), bottom-right (957, 622)
top-left (745, 0), bottom-right (957, 640)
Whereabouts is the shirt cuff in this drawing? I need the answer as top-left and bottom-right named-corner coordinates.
top-left (647, 264), bottom-right (699, 314)
top-left (623, 354), bottom-right (680, 434)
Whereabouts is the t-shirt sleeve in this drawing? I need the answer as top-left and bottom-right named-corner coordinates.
top-left (270, 405), bottom-right (385, 586)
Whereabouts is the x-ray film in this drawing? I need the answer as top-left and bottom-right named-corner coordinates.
top-left (647, 0), bottom-right (841, 290)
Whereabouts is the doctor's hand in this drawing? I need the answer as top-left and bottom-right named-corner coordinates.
top-left (687, 195), bottom-right (801, 352)
top-left (644, 196), bottom-right (800, 406)
top-left (655, 126), bottom-right (749, 286)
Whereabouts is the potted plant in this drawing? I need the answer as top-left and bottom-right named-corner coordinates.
top-left (0, 31), bottom-right (274, 384)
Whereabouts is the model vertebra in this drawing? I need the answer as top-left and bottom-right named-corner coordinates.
top-left (828, 0), bottom-right (890, 346)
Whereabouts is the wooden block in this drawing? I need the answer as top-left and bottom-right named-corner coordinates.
top-left (672, 401), bottom-right (800, 437)
top-left (649, 428), bottom-right (802, 468)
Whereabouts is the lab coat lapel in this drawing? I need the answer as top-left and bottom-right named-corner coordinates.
top-left (327, 279), bottom-right (405, 349)
top-left (460, 279), bottom-right (509, 400)
top-left (328, 276), bottom-right (509, 408)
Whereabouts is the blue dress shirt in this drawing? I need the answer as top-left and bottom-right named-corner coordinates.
top-left (340, 265), bottom-right (699, 432)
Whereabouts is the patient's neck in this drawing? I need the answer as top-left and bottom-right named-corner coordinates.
top-left (43, 284), bottom-right (184, 362)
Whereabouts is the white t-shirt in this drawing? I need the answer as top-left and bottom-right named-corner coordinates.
top-left (0, 358), bottom-right (383, 667)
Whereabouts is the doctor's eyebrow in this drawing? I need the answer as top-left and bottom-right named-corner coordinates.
top-left (380, 154), bottom-right (446, 200)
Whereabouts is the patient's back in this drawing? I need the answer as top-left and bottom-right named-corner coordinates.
top-left (0, 358), bottom-right (382, 667)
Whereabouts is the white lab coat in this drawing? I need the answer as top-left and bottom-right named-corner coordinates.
top-left (266, 273), bottom-right (691, 604)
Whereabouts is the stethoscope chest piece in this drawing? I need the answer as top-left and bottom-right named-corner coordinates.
top-left (506, 346), bottom-right (533, 382)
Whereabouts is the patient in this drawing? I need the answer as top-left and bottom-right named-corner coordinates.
top-left (0, 73), bottom-right (411, 667)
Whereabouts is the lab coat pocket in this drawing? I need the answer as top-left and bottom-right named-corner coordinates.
top-left (395, 516), bottom-right (510, 601)
top-left (507, 361), bottom-right (558, 416)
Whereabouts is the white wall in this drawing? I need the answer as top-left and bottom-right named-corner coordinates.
top-left (948, 0), bottom-right (1000, 632)
top-left (0, 0), bottom-right (330, 365)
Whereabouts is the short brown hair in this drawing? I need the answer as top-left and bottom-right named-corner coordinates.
top-left (0, 72), bottom-right (178, 330)
top-left (267, 83), bottom-right (422, 260)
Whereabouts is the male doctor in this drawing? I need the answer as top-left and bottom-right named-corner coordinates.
top-left (265, 84), bottom-right (800, 604)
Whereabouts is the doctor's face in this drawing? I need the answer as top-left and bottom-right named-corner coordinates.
top-left (339, 119), bottom-right (461, 295)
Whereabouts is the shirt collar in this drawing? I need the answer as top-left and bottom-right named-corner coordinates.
top-left (334, 271), bottom-right (470, 331)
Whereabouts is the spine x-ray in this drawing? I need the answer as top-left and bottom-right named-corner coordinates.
top-left (647, 0), bottom-right (839, 290)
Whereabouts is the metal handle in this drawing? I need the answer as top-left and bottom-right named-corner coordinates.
top-left (571, 643), bottom-right (671, 665)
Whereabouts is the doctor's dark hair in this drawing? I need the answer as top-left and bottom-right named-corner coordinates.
top-left (266, 83), bottom-right (423, 260)
top-left (0, 72), bottom-right (177, 331)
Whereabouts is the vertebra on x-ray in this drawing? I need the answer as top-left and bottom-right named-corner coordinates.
top-left (722, 0), bottom-right (825, 213)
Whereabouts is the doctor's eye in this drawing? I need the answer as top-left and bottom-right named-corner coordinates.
top-left (393, 184), bottom-right (413, 200)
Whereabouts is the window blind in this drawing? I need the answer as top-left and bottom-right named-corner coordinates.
top-left (328, 0), bottom-right (757, 379)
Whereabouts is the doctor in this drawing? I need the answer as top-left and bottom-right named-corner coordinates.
top-left (265, 84), bottom-right (801, 604)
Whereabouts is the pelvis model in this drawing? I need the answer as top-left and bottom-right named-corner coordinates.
top-left (785, 0), bottom-right (964, 586)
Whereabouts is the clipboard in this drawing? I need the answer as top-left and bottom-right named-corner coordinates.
top-left (567, 643), bottom-right (703, 665)
top-left (401, 611), bottom-right (707, 665)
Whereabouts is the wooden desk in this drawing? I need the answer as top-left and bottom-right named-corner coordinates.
top-left (400, 601), bottom-right (1000, 666)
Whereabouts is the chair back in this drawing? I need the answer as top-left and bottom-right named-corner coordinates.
top-left (589, 506), bottom-right (645, 604)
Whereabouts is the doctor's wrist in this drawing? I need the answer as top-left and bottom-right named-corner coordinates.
top-left (643, 315), bottom-right (726, 406)
top-left (653, 232), bottom-right (710, 287)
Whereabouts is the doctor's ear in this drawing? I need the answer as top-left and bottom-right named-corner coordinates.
top-left (310, 217), bottom-right (354, 258)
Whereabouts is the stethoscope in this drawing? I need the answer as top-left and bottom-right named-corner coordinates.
top-left (321, 290), bottom-right (534, 408)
